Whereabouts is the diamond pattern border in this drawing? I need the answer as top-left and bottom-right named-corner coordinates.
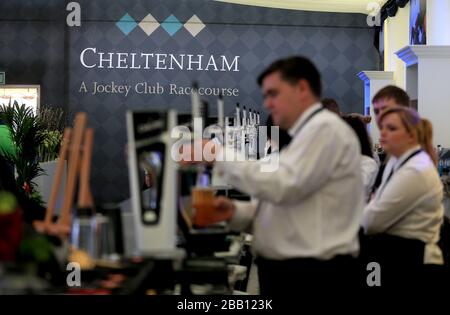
top-left (184, 14), bottom-right (205, 37)
top-left (116, 13), bottom-right (137, 35)
top-left (117, 13), bottom-right (205, 37)
top-left (138, 13), bottom-right (159, 36)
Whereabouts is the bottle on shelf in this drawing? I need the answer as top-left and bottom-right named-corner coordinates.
top-left (248, 109), bottom-right (258, 160)
top-left (242, 106), bottom-right (249, 156)
top-left (217, 93), bottom-right (224, 129)
top-left (191, 82), bottom-right (202, 141)
top-left (234, 103), bottom-right (242, 152)
top-left (437, 145), bottom-right (444, 176)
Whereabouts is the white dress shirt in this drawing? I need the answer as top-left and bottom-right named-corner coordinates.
top-left (362, 146), bottom-right (444, 264)
top-left (361, 155), bottom-right (378, 201)
top-left (381, 155), bottom-right (396, 184)
top-left (215, 103), bottom-right (364, 260)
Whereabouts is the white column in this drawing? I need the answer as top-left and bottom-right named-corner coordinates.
top-left (357, 71), bottom-right (394, 145)
top-left (383, 2), bottom-right (410, 88)
top-left (427, 0), bottom-right (450, 45)
top-left (396, 45), bottom-right (450, 147)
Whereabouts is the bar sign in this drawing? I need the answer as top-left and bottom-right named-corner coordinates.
top-left (0, 72), bottom-right (5, 85)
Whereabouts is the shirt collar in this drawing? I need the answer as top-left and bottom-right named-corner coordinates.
top-left (393, 145), bottom-right (422, 171)
top-left (287, 102), bottom-right (322, 137)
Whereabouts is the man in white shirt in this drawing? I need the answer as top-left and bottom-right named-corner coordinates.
top-left (189, 56), bottom-right (364, 293)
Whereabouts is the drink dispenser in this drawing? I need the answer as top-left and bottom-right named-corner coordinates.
top-left (126, 110), bottom-right (178, 255)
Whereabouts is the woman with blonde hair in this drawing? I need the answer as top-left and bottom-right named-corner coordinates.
top-left (417, 118), bottom-right (437, 165)
top-left (361, 106), bottom-right (444, 285)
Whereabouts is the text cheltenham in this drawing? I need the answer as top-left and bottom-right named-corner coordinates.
top-left (80, 47), bottom-right (240, 72)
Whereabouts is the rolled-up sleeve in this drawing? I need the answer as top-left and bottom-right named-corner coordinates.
top-left (215, 123), bottom-right (346, 204)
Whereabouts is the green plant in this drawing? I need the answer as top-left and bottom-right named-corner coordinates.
top-left (38, 105), bottom-right (66, 133)
top-left (0, 101), bottom-right (45, 199)
top-left (37, 106), bottom-right (66, 162)
top-left (38, 129), bottom-right (63, 162)
top-left (0, 191), bottom-right (18, 215)
top-left (19, 233), bottom-right (54, 263)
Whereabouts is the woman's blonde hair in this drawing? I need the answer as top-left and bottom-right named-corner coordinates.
top-left (379, 106), bottom-right (437, 166)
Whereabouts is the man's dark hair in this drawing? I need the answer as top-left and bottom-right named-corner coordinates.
top-left (321, 98), bottom-right (341, 116)
top-left (372, 85), bottom-right (410, 107)
top-left (257, 56), bottom-right (322, 97)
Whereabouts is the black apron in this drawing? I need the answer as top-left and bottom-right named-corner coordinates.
top-left (360, 149), bottom-right (426, 284)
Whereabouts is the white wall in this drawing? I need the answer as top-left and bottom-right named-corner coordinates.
top-left (428, 0), bottom-right (450, 45)
top-left (417, 50), bottom-right (450, 147)
top-left (381, 1), bottom-right (450, 147)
